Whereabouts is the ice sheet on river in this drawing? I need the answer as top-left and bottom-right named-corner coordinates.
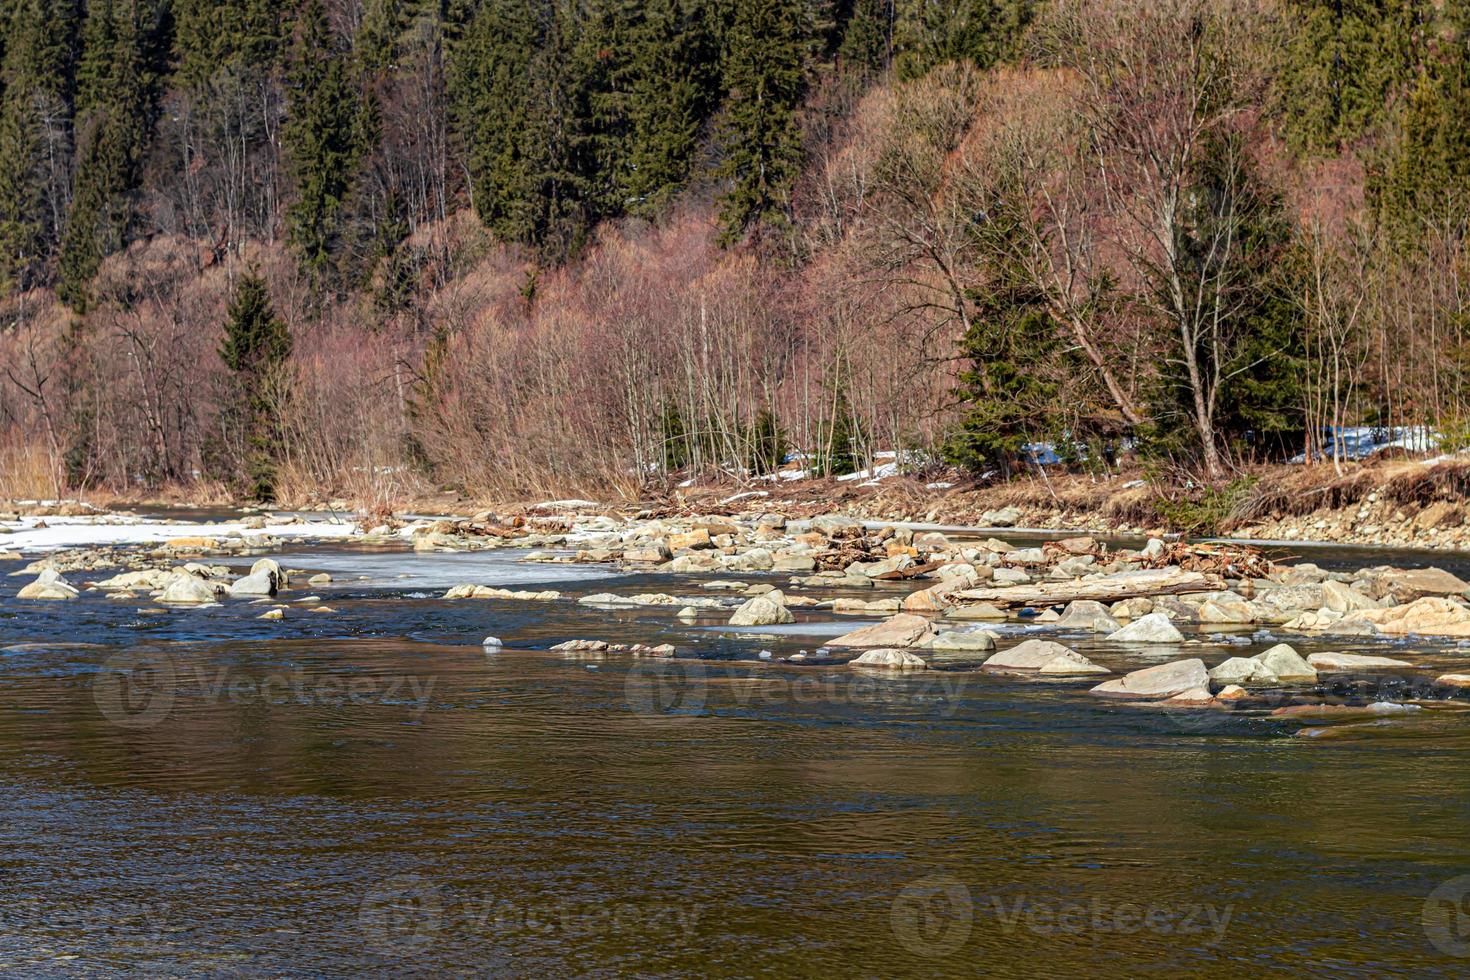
top-left (268, 548), bottom-right (627, 591)
top-left (0, 514), bottom-right (362, 552)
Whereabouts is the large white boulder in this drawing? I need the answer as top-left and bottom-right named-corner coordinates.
top-left (729, 591), bottom-right (795, 627)
top-left (850, 649), bottom-right (928, 670)
top-left (1106, 613), bottom-right (1184, 643)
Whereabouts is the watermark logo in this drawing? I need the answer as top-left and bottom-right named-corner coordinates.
top-left (357, 876), bottom-right (701, 953)
top-left (1424, 875), bottom-right (1470, 957)
top-left (91, 652), bottom-right (439, 729)
top-left (360, 874), bottom-right (444, 953)
top-left (93, 652), bottom-right (177, 728)
top-left (890, 876), bottom-right (974, 957)
top-left (889, 877), bottom-right (1234, 956)
top-left (623, 661), bottom-right (971, 723)
top-left (624, 659), bottom-right (708, 722)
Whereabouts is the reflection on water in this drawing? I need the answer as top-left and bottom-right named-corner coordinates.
top-left (0, 543), bottom-right (1469, 975)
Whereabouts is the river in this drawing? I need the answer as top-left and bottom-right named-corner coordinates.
top-left (1, 538), bottom-right (1469, 975)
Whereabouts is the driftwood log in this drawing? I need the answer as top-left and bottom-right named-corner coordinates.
top-left (945, 568), bottom-right (1222, 609)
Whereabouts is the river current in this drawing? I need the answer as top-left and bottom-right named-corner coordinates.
top-left (2, 539), bottom-right (1469, 976)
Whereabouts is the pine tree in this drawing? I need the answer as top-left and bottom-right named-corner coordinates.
top-left (619, 0), bottom-right (718, 214)
top-left (838, 0), bottom-right (890, 78)
top-left (1278, 0), bottom-right (1422, 154)
top-left (715, 0), bottom-right (811, 245)
top-left (1372, 4), bottom-right (1470, 233)
top-left (285, 0), bottom-right (370, 287)
top-left (892, 0), bottom-right (1033, 81)
top-left (57, 0), bottom-right (157, 310)
top-left (218, 272), bottom-right (292, 500)
top-left (816, 387), bottom-right (861, 476)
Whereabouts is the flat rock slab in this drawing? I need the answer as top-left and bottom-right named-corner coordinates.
top-left (828, 614), bottom-right (937, 649)
top-left (984, 639), bottom-right (1076, 670)
top-left (1090, 659), bottom-right (1208, 699)
top-left (1306, 652), bottom-right (1412, 670)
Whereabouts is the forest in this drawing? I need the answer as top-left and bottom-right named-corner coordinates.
top-left (2, 0), bottom-right (1469, 503)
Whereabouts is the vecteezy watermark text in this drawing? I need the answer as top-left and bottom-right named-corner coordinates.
top-left (93, 651), bottom-right (437, 728)
top-left (359, 874), bottom-right (701, 953)
top-left (623, 659), bottom-right (972, 723)
top-left (890, 876), bottom-right (1234, 957)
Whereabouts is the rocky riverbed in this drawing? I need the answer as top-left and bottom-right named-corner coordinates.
top-left (8, 504), bottom-right (1470, 739)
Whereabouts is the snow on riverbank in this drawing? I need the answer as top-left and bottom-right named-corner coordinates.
top-left (0, 514), bottom-right (363, 553)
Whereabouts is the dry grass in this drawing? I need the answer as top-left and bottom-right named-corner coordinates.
top-left (0, 444), bottom-right (61, 500)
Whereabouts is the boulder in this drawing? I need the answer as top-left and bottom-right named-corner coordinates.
top-left (980, 506), bottom-right (1021, 527)
top-left (1165, 686), bottom-right (1217, 706)
top-left (948, 602), bottom-right (1007, 621)
top-left (1321, 581), bottom-right (1382, 613)
top-left (1216, 684), bottom-right (1248, 702)
top-left (1036, 650), bottom-right (1109, 676)
top-left (1377, 567), bottom-right (1470, 598)
top-left (668, 528), bottom-right (713, 551)
top-left (901, 585), bottom-right (951, 613)
top-left (1090, 659), bottom-right (1210, 699)
top-left (93, 569), bottom-right (172, 591)
top-left (258, 608), bottom-right (284, 620)
top-left (829, 614), bottom-right (937, 649)
top-left (1106, 613), bottom-right (1184, 644)
top-left (984, 639), bottom-right (1077, 670)
top-left (250, 558), bottom-right (285, 588)
top-left (1250, 585), bottom-right (1328, 623)
top-left (1054, 600), bottom-right (1121, 632)
top-left (1435, 674), bottom-right (1470, 689)
top-left (729, 592), bottom-right (795, 627)
top-left (1253, 644), bottom-right (1317, 683)
top-left (929, 631), bottom-right (996, 653)
top-left (1056, 536), bottom-right (1097, 555)
top-left (1305, 652), bottom-right (1412, 670)
top-left (850, 649), bottom-right (928, 670)
top-left (1197, 597), bottom-right (1255, 624)
top-left (1351, 597), bottom-right (1470, 637)
top-left (1207, 657), bottom-right (1276, 686)
top-left (772, 555), bottom-right (817, 573)
top-left (992, 567), bottom-right (1030, 585)
top-left (158, 574), bottom-right (223, 604)
top-left (227, 571), bottom-right (277, 597)
top-left (17, 569), bottom-right (78, 600)
top-left (1110, 597), bottom-right (1153, 620)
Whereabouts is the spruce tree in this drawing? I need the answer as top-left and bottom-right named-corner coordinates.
top-left (57, 0), bottom-right (156, 310)
top-left (715, 0), bottom-right (811, 245)
top-left (892, 0), bottom-right (1033, 81)
top-left (838, 0), bottom-right (890, 78)
top-left (620, 0), bottom-right (718, 214)
top-left (285, 0), bottom-right (369, 287)
top-left (219, 272), bottom-right (292, 500)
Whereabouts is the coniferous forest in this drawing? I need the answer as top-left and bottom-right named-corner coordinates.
top-left (2, 0), bottom-right (1469, 502)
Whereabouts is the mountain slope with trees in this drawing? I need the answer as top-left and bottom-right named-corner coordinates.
top-left (2, 0), bottom-right (1468, 502)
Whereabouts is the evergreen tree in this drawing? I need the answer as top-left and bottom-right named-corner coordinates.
top-left (218, 272), bottom-right (292, 500)
top-left (837, 0), bottom-right (890, 78)
top-left (1277, 0), bottom-right (1422, 154)
top-left (57, 0), bottom-right (159, 310)
top-left (1372, 5), bottom-right (1470, 233)
top-left (892, 0), bottom-right (1033, 81)
top-left (285, 0), bottom-right (370, 287)
top-left (619, 0), bottom-right (718, 214)
top-left (747, 406), bottom-right (786, 474)
top-left (816, 387), bottom-right (861, 476)
top-left (715, 0), bottom-right (811, 245)
top-left (942, 298), bottom-right (1070, 476)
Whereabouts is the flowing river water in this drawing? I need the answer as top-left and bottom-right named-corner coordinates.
top-left (2, 533), bottom-right (1470, 976)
